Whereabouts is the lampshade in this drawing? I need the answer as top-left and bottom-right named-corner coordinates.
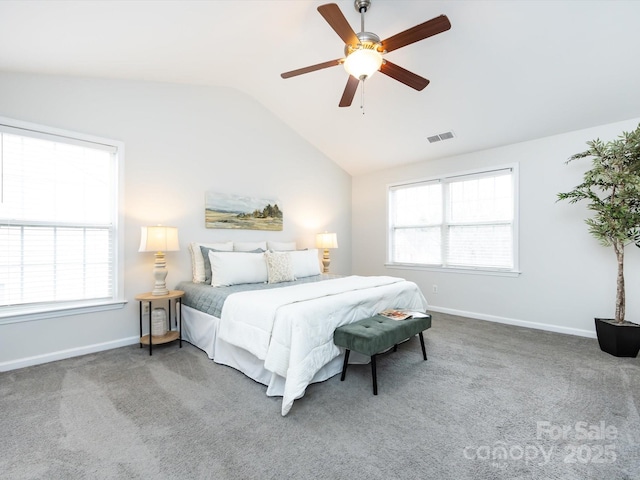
top-left (139, 226), bottom-right (180, 253)
top-left (316, 232), bottom-right (338, 249)
top-left (343, 48), bottom-right (383, 80)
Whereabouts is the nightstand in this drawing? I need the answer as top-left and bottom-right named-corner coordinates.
top-left (135, 290), bottom-right (184, 356)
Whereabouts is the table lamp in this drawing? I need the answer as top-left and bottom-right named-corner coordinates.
top-left (139, 225), bottom-right (180, 296)
top-left (316, 232), bottom-right (338, 273)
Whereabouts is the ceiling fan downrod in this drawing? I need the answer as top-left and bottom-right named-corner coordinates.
top-left (352, 0), bottom-right (379, 44)
top-left (354, 0), bottom-right (370, 32)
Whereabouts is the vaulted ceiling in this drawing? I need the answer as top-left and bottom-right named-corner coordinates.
top-left (1, 0), bottom-right (640, 175)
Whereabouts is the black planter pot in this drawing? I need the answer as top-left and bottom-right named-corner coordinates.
top-left (595, 318), bottom-right (640, 357)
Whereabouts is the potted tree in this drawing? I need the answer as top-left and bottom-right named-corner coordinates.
top-left (558, 123), bottom-right (640, 357)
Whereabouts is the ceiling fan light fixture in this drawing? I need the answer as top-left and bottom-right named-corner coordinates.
top-left (343, 46), bottom-right (383, 80)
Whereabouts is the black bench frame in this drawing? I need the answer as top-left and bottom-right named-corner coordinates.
top-left (340, 333), bottom-right (427, 395)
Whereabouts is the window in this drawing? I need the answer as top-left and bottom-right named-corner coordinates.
top-left (0, 118), bottom-right (124, 321)
top-left (388, 166), bottom-right (518, 273)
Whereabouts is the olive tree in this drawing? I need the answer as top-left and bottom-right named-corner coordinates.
top-left (558, 124), bottom-right (640, 323)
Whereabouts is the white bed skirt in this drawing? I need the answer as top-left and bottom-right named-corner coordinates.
top-left (181, 305), bottom-right (367, 399)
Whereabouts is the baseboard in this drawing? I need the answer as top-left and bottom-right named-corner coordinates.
top-left (0, 336), bottom-right (140, 372)
top-left (1, 308), bottom-right (597, 372)
top-left (427, 305), bottom-right (597, 339)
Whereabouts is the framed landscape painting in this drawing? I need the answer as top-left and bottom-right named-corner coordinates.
top-left (205, 192), bottom-right (283, 231)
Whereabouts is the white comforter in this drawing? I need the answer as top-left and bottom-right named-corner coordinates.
top-left (218, 275), bottom-right (428, 415)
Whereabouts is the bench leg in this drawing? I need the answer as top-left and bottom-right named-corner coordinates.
top-left (371, 354), bottom-right (378, 395)
top-left (341, 349), bottom-right (350, 381)
top-left (419, 332), bottom-right (427, 360)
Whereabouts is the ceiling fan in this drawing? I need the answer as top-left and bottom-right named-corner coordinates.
top-left (280, 0), bottom-right (451, 107)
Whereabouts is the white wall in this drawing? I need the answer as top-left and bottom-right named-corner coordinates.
top-left (353, 118), bottom-right (640, 337)
top-left (0, 72), bottom-right (352, 370)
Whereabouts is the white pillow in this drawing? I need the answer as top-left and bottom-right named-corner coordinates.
top-left (264, 251), bottom-right (295, 284)
top-left (290, 249), bottom-right (321, 278)
top-left (209, 251), bottom-right (268, 287)
top-left (189, 242), bottom-right (233, 283)
top-left (267, 241), bottom-right (297, 251)
top-left (234, 241), bottom-right (267, 252)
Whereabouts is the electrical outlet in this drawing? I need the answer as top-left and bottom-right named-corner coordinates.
top-left (432, 284), bottom-right (438, 294)
top-left (143, 303), bottom-right (150, 315)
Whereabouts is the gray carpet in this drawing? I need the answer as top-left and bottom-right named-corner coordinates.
top-left (1, 313), bottom-right (638, 480)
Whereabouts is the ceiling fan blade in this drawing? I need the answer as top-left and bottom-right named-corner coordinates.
top-left (339, 75), bottom-right (359, 107)
top-left (380, 61), bottom-right (430, 91)
top-left (317, 3), bottom-right (359, 46)
top-left (381, 15), bottom-right (451, 53)
top-left (281, 59), bottom-right (342, 79)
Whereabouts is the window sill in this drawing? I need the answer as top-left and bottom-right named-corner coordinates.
top-left (0, 300), bottom-right (128, 325)
top-left (385, 263), bottom-right (521, 277)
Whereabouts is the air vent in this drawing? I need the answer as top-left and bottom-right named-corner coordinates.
top-left (427, 131), bottom-right (455, 143)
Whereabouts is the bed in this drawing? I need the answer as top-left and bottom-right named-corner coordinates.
top-left (177, 242), bottom-right (428, 415)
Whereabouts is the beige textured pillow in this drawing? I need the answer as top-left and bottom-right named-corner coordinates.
top-left (264, 251), bottom-right (295, 284)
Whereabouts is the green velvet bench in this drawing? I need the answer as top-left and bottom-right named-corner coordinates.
top-left (333, 314), bottom-right (432, 395)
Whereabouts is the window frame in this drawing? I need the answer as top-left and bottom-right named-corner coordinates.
top-left (0, 116), bottom-right (126, 324)
top-left (386, 164), bottom-right (520, 277)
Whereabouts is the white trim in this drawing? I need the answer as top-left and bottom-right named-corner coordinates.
top-left (385, 263), bottom-right (521, 277)
top-left (428, 305), bottom-right (597, 338)
top-left (0, 335), bottom-right (140, 372)
top-left (0, 116), bottom-right (119, 150)
top-left (511, 162), bottom-right (520, 272)
top-left (0, 300), bottom-right (127, 325)
top-left (388, 164), bottom-right (515, 189)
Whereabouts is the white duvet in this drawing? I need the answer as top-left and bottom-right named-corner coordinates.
top-left (218, 275), bottom-right (428, 415)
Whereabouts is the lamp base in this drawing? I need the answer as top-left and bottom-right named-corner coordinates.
top-left (151, 251), bottom-right (169, 296)
top-left (322, 248), bottom-right (331, 273)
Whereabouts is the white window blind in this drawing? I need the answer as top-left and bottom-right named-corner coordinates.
top-left (389, 167), bottom-right (517, 272)
top-left (390, 181), bottom-right (443, 264)
top-left (0, 122), bottom-right (120, 314)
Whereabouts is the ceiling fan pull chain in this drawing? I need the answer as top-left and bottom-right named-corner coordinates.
top-left (360, 79), bottom-right (365, 114)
